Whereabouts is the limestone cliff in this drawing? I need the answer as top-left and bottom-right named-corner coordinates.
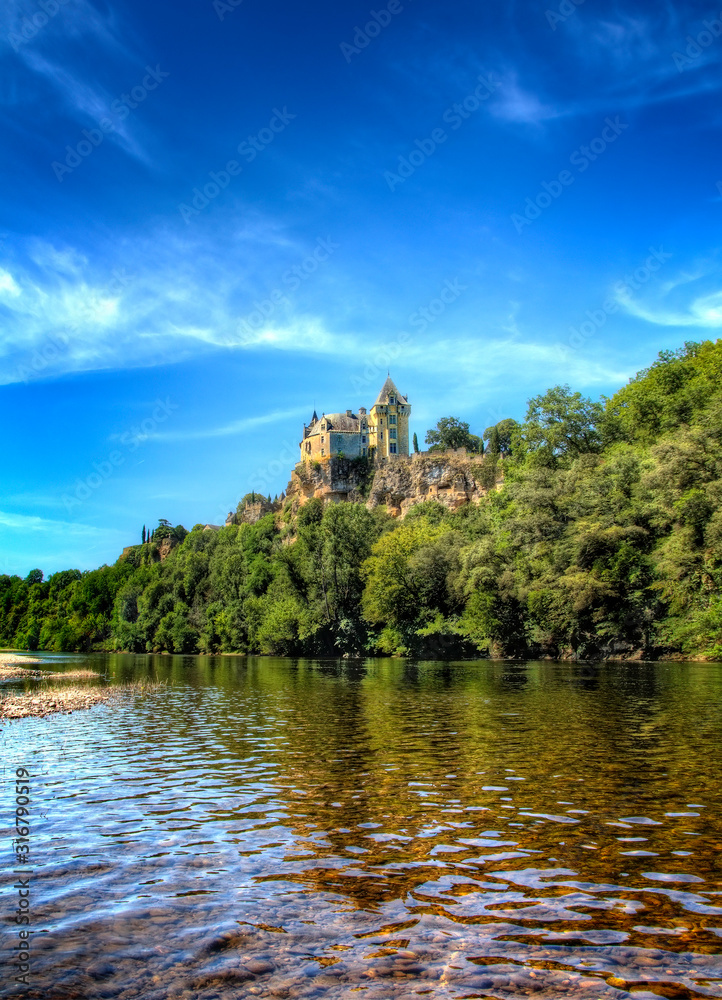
top-left (366, 451), bottom-right (502, 517)
top-left (120, 535), bottom-right (178, 564)
top-left (286, 456), bottom-right (371, 510)
top-left (285, 451), bottom-right (502, 518)
top-left (158, 536), bottom-right (178, 561)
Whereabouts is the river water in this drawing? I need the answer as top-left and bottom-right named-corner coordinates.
top-left (2, 655), bottom-right (722, 999)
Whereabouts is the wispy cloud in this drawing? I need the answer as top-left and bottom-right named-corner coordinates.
top-left (490, 74), bottom-right (559, 125)
top-left (0, 267), bottom-right (21, 297)
top-left (0, 509), bottom-right (106, 534)
top-left (1, 0), bottom-right (154, 163)
top-left (133, 407), bottom-right (307, 443)
top-left (616, 264), bottom-right (722, 329)
top-left (0, 221), bottom-right (323, 383)
top-left (619, 288), bottom-right (722, 328)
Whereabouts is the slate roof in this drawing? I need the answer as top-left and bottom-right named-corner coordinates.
top-left (374, 376), bottom-right (408, 406)
top-left (307, 412), bottom-right (361, 435)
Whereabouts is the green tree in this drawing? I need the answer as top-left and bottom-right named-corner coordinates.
top-left (425, 417), bottom-right (483, 453)
top-left (487, 426), bottom-right (500, 456)
top-left (484, 419), bottom-right (519, 456)
top-left (523, 385), bottom-right (604, 465)
top-left (412, 432), bottom-right (419, 453)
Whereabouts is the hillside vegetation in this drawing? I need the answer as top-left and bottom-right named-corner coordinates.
top-left (2, 341), bottom-right (721, 660)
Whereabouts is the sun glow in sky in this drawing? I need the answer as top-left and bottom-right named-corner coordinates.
top-left (1, 0), bottom-right (721, 575)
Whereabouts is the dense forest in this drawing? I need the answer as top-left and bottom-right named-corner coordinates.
top-left (2, 340), bottom-right (721, 660)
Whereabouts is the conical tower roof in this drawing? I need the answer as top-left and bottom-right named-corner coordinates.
top-left (374, 375), bottom-right (408, 406)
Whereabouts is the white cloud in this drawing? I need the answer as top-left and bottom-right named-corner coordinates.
top-left (1, 1), bottom-right (153, 165)
top-left (490, 75), bottom-right (559, 125)
top-left (135, 407), bottom-right (307, 443)
top-left (0, 509), bottom-right (105, 535)
top-left (616, 264), bottom-right (722, 329)
top-left (619, 288), bottom-right (722, 328)
top-left (0, 267), bottom-right (21, 297)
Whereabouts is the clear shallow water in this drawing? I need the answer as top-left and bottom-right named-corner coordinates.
top-left (2, 655), bottom-right (722, 1000)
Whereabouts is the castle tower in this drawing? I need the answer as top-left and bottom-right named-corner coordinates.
top-left (368, 375), bottom-right (410, 461)
top-left (298, 375), bottom-right (410, 463)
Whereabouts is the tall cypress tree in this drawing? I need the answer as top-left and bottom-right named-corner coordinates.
top-left (412, 432), bottom-right (419, 453)
top-left (142, 525), bottom-right (146, 544)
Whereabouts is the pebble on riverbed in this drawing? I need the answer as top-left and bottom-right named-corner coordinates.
top-left (0, 677), bottom-right (166, 719)
top-left (0, 685), bottom-right (119, 719)
top-left (0, 655), bottom-right (46, 680)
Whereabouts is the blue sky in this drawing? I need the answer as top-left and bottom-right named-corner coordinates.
top-left (1, 0), bottom-right (721, 576)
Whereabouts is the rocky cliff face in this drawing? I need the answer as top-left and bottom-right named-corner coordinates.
top-left (227, 499), bottom-right (278, 526)
top-left (120, 536), bottom-right (178, 564)
top-left (158, 536), bottom-right (178, 561)
top-left (285, 451), bottom-right (502, 517)
top-left (367, 452), bottom-right (501, 517)
top-left (286, 456), bottom-right (370, 510)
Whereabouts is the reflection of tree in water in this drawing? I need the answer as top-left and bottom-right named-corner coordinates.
top-left (126, 655), bottom-right (722, 950)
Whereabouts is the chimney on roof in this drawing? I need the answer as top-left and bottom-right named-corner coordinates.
top-left (359, 407), bottom-right (367, 415)
top-left (346, 409), bottom-right (353, 417)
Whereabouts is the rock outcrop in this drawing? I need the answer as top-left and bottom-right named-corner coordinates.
top-left (286, 456), bottom-right (370, 511)
top-left (158, 536), bottom-right (178, 561)
top-left (285, 451), bottom-right (503, 518)
top-left (367, 451), bottom-right (502, 517)
top-left (227, 498), bottom-right (280, 526)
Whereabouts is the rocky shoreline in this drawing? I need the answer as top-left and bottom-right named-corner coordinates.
top-left (0, 656), bottom-right (165, 719)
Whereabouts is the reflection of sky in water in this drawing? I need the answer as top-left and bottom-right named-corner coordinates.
top-left (3, 655), bottom-right (722, 999)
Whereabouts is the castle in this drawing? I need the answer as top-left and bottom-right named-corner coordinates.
top-left (299, 376), bottom-right (410, 463)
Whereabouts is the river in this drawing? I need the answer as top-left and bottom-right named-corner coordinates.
top-left (2, 655), bottom-right (721, 998)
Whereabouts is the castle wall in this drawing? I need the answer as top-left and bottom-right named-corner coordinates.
top-left (299, 377), bottom-right (409, 463)
top-left (368, 400), bottom-right (409, 459)
top-left (329, 431), bottom-right (363, 458)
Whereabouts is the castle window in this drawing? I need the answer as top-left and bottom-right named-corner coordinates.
top-left (389, 415), bottom-right (396, 424)
top-left (389, 428), bottom-right (397, 439)
top-left (321, 436), bottom-right (325, 443)
top-left (389, 395), bottom-right (395, 404)
top-left (390, 443), bottom-right (397, 453)
top-left (362, 436), bottom-right (366, 443)
top-left (321, 449), bottom-right (325, 457)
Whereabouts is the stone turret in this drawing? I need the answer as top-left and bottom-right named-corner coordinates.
top-left (298, 375), bottom-right (410, 464)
